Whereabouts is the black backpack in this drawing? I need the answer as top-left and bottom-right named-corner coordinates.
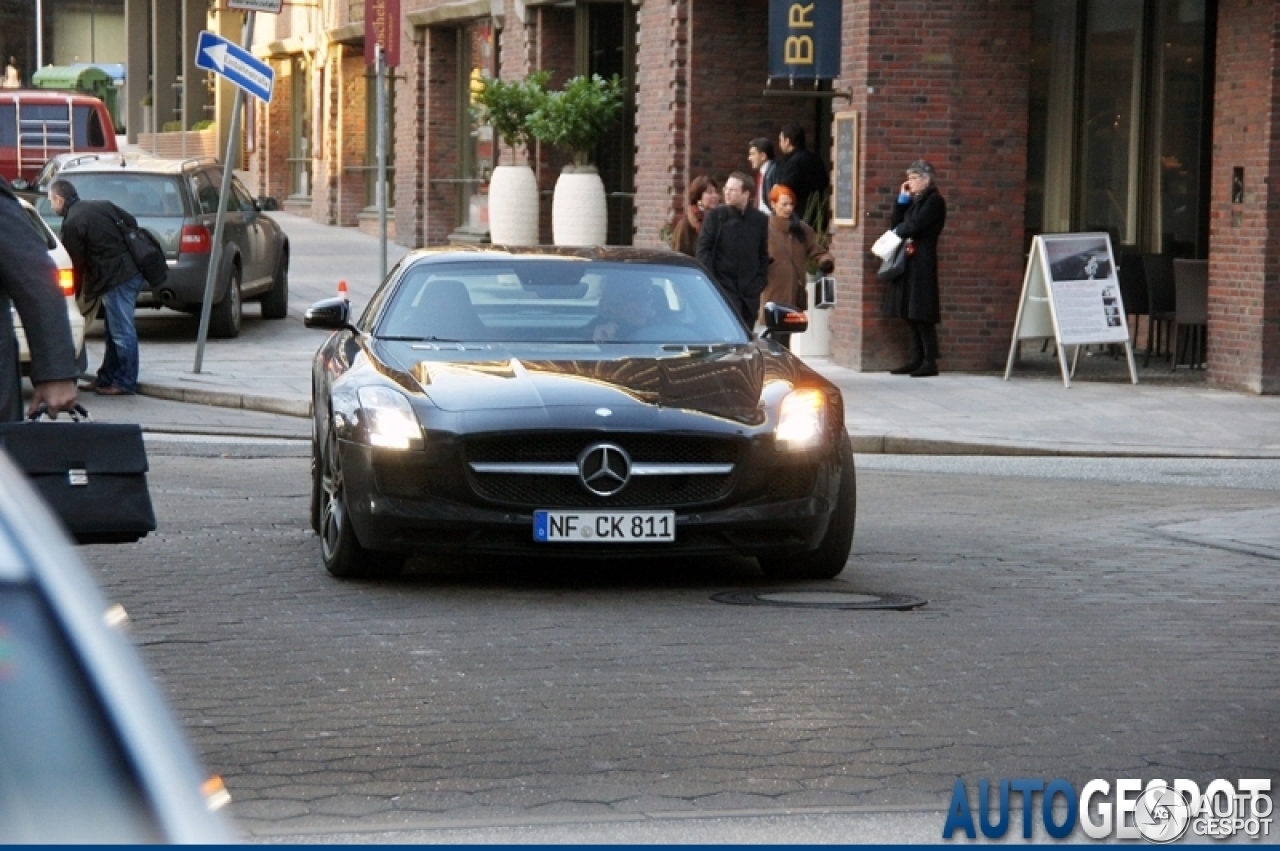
top-left (111, 213), bottom-right (168, 288)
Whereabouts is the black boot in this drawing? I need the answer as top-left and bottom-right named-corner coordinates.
top-left (910, 321), bottom-right (939, 377)
top-left (890, 323), bottom-right (923, 374)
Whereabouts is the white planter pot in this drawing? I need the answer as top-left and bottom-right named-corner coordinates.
top-left (790, 275), bottom-right (832, 358)
top-left (552, 165), bottom-right (608, 246)
top-left (487, 165), bottom-right (540, 246)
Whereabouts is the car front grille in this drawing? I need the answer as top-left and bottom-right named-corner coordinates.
top-left (463, 432), bottom-right (740, 509)
top-left (471, 472), bottom-right (733, 508)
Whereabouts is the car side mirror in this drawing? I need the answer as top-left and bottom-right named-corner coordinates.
top-left (762, 301), bottom-right (808, 336)
top-left (304, 297), bottom-right (354, 331)
top-left (10, 178), bottom-right (29, 191)
top-left (257, 196), bottom-right (280, 211)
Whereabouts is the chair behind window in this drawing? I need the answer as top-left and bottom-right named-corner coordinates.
top-left (1171, 259), bottom-right (1208, 370)
top-left (1141, 254), bottom-right (1177, 367)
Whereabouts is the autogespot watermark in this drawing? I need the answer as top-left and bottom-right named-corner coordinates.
top-left (942, 777), bottom-right (1272, 842)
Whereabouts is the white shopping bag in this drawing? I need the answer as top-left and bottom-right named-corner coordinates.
top-left (871, 229), bottom-right (903, 261)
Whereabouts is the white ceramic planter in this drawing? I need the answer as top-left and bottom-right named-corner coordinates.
top-left (552, 165), bottom-right (608, 246)
top-left (487, 165), bottom-right (540, 246)
top-left (790, 275), bottom-right (832, 358)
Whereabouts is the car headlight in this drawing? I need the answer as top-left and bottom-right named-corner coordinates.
top-left (775, 388), bottom-right (826, 451)
top-left (357, 386), bottom-right (424, 450)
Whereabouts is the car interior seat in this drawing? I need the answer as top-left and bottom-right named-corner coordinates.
top-left (402, 278), bottom-right (486, 341)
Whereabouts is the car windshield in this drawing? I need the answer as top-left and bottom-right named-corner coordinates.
top-left (57, 173), bottom-right (185, 217)
top-left (375, 260), bottom-right (749, 345)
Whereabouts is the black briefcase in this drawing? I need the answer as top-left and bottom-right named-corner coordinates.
top-left (0, 408), bottom-right (156, 545)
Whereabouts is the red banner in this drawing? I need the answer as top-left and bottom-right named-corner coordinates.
top-left (365, 0), bottom-right (400, 68)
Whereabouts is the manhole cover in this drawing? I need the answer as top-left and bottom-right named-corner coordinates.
top-left (710, 590), bottom-right (928, 610)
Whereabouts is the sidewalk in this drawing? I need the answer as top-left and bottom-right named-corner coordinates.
top-left (107, 212), bottom-right (1280, 458)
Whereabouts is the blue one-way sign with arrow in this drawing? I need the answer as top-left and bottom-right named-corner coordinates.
top-left (195, 30), bottom-right (275, 103)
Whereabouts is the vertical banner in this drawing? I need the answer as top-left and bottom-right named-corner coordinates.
top-left (365, 0), bottom-right (400, 67)
top-left (768, 0), bottom-right (841, 80)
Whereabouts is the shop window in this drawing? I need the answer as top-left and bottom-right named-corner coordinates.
top-left (1027, 0), bottom-right (1211, 257)
top-left (451, 19), bottom-right (495, 241)
top-left (289, 55), bottom-right (312, 199)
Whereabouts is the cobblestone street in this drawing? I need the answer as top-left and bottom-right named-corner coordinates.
top-left (79, 448), bottom-right (1280, 841)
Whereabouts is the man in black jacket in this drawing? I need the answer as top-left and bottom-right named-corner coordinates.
top-left (0, 176), bottom-right (79, 420)
top-left (776, 124), bottom-right (830, 227)
top-left (697, 171), bottom-right (770, 327)
top-left (50, 178), bottom-right (146, 396)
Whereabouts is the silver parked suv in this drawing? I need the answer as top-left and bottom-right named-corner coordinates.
top-left (54, 153), bottom-right (289, 338)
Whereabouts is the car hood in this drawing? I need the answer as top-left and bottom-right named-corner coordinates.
top-left (377, 341), bottom-right (783, 423)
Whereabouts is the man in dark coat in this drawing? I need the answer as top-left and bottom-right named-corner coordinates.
top-left (884, 160), bottom-right (947, 377)
top-left (775, 124), bottom-right (829, 226)
top-left (50, 178), bottom-right (147, 395)
top-left (0, 176), bottom-right (79, 420)
top-left (697, 171), bottom-right (770, 327)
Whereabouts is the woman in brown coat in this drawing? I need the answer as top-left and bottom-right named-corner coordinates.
top-left (758, 184), bottom-right (833, 348)
top-left (670, 175), bottom-right (721, 256)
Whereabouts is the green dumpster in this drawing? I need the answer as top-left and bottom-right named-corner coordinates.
top-left (31, 65), bottom-right (119, 131)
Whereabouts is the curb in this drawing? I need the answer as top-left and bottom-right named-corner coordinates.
top-left (135, 383), bottom-right (1280, 459)
top-left (848, 433), bottom-right (1280, 459)
top-left (138, 382), bottom-right (313, 419)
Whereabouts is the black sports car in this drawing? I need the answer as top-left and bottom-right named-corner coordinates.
top-left (304, 246), bottom-right (855, 580)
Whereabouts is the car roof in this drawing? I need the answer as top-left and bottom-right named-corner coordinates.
top-left (0, 89), bottom-right (112, 106)
top-left (57, 153), bottom-right (219, 176)
top-left (399, 244), bottom-right (705, 269)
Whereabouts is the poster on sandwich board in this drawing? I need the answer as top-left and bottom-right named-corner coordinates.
top-left (1004, 232), bottom-right (1138, 388)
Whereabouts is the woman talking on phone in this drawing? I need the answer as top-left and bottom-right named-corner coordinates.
top-left (883, 160), bottom-right (946, 377)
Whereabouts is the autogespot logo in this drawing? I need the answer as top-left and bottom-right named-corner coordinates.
top-left (942, 777), bottom-right (1272, 842)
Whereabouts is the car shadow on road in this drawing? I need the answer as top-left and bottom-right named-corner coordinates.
top-left (385, 553), bottom-right (818, 591)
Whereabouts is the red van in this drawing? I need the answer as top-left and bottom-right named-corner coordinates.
top-left (0, 90), bottom-right (118, 184)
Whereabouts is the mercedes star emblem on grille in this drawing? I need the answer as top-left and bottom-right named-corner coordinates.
top-left (578, 443), bottom-right (631, 496)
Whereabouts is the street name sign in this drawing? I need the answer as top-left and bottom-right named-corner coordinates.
top-left (195, 30), bottom-right (275, 103)
top-left (228, 0), bottom-right (284, 12)
top-left (1004, 232), bottom-right (1138, 388)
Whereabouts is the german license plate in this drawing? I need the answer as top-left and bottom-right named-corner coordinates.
top-left (533, 510), bottom-right (675, 543)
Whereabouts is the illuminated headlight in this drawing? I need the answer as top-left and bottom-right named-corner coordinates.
top-left (357, 386), bottom-right (424, 450)
top-left (775, 388), bottom-right (826, 451)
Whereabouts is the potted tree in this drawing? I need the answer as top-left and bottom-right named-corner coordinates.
top-left (472, 72), bottom-right (549, 245)
top-left (527, 74), bottom-right (625, 246)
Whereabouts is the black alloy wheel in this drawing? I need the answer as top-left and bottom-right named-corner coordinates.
top-left (208, 262), bottom-right (242, 338)
top-left (318, 431), bottom-right (405, 579)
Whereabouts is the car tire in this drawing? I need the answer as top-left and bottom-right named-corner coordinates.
top-left (208, 263), bottom-right (242, 339)
top-left (309, 419), bottom-right (322, 535)
top-left (758, 433), bottom-right (856, 581)
top-left (261, 251), bottom-right (289, 320)
top-left (318, 431), bottom-right (405, 579)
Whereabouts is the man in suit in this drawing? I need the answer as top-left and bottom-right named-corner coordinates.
top-left (696, 172), bottom-right (770, 327)
top-left (747, 137), bottom-right (778, 215)
top-left (0, 176), bottom-right (79, 420)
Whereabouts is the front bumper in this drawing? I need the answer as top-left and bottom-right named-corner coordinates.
top-left (338, 438), bottom-right (843, 559)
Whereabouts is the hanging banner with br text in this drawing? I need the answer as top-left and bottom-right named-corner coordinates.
top-left (768, 0), bottom-right (841, 80)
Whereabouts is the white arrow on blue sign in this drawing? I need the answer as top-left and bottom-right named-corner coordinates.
top-left (195, 30), bottom-right (275, 103)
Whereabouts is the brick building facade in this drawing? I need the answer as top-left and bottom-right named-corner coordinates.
top-left (243, 0), bottom-right (1278, 394)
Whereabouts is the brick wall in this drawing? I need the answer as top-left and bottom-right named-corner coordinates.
top-left (420, 25), bottom-right (459, 247)
top-left (829, 1), bottom-right (1031, 373)
top-left (1207, 0), bottom-right (1280, 394)
top-left (633, 0), bottom-right (687, 250)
